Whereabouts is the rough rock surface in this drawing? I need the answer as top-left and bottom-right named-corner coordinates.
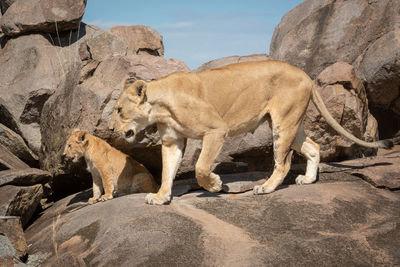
top-left (193, 53), bottom-right (270, 73)
top-left (25, 178), bottom-right (399, 266)
top-left (304, 62), bottom-right (378, 161)
top-left (109, 25), bottom-right (164, 56)
top-left (0, 184), bottom-right (43, 227)
top-left (0, 216), bottom-right (27, 260)
top-left (0, 33), bottom-right (81, 153)
top-left (0, 168), bottom-right (52, 187)
top-left (0, 0), bottom-right (15, 15)
top-left (0, 0), bottom-right (86, 36)
top-left (0, 123), bottom-right (38, 166)
top-left (270, 0), bottom-right (400, 133)
top-left (0, 144), bottom-right (30, 170)
top-left (319, 146), bottom-right (400, 190)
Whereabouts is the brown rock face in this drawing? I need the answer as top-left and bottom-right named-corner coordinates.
top-left (0, 0), bottom-right (86, 36)
top-left (304, 62), bottom-right (378, 161)
top-left (270, 0), bottom-right (400, 135)
top-left (109, 25), bottom-right (164, 56)
top-left (0, 216), bottom-right (27, 260)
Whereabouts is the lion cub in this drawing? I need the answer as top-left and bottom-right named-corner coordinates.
top-left (63, 129), bottom-right (158, 204)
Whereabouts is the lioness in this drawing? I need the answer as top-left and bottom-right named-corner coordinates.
top-left (63, 129), bottom-right (158, 204)
top-left (109, 61), bottom-right (392, 205)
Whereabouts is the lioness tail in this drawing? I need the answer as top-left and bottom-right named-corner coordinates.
top-left (310, 84), bottom-right (393, 149)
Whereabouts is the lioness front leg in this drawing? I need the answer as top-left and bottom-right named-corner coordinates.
top-left (195, 131), bottom-right (226, 193)
top-left (146, 125), bottom-right (184, 205)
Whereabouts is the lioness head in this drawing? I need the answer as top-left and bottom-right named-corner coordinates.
top-left (63, 129), bottom-right (89, 163)
top-left (109, 78), bottom-right (152, 142)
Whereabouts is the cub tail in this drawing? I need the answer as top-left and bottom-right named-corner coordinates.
top-left (310, 84), bottom-right (393, 149)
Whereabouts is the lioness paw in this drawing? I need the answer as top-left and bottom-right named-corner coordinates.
top-left (200, 173), bottom-right (222, 193)
top-left (145, 193), bottom-right (170, 205)
top-left (253, 185), bottom-right (274, 195)
top-left (295, 175), bottom-right (314, 185)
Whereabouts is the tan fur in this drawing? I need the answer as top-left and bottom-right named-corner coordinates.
top-left (109, 60), bottom-right (391, 205)
top-left (63, 129), bottom-right (157, 204)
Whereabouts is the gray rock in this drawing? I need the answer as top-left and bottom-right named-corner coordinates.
top-left (0, 34), bottom-right (82, 154)
top-left (0, 0), bottom-right (86, 36)
top-left (25, 178), bottom-right (400, 266)
top-left (0, 0), bottom-right (14, 14)
top-left (0, 216), bottom-right (27, 260)
top-left (0, 124), bottom-right (38, 166)
top-left (0, 184), bottom-right (43, 228)
top-left (85, 31), bottom-right (131, 62)
top-left (269, 0), bottom-right (400, 133)
top-left (0, 168), bottom-right (52, 187)
top-left (109, 25), bottom-right (164, 56)
top-left (0, 144), bottom-right (29, 170)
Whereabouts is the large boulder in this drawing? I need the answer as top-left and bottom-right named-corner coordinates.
top-left (0, 124), bottom-right (38, 166)
top-left (0, 0), bottom-right (86, 36)
top-left (0, 184), bottom-right (43, 228)
top-left (0, 23), bottom-right (103, 155)
top-left (40, 52), bottom-right (190, 181)
top-left (194, 54), bottom-right (270, 73)
top-left (25, 177), bottom-right (400, 266)
top-left (109, 25), bottom-right (164, 56)
top-left (0, 34), bottom-right (81, 154)
top-left (270, 0), bottom-right (400, 136)
top-left (304, 62), bottom-right (378, 161)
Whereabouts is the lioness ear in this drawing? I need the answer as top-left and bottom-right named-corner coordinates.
top-left (127, 80), bottom-right (147, 104)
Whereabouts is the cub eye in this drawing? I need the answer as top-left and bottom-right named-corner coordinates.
top-left (117, 107), bottom-right (122, 114)
top-left (68, 144), bottom-right (71, 148)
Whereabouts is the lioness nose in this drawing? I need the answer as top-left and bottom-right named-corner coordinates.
top-left (110, 128), bottom-right (114, 132)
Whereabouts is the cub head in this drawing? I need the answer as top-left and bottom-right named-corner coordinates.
top-left (63, 129), bottom-right (89, 163)
top-left (109, 77), bottom-right (152, 142)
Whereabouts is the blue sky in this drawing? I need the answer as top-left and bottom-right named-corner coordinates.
top-left (83, 0), bottom-right (304, 70)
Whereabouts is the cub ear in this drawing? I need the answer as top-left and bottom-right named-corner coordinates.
top-left (76, 130), bottom-right (89, 145)
top-left (127, 80), bottom-right (147, 104)
top-left (123, 72), bottom-right (137, 90)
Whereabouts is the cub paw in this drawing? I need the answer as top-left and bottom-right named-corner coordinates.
top-left (88, 197), bottom-right (99, 204)
top-left (99, 194), bottom-right (113, 202)
top-left (145, 193), bottom-right (170, 205)
top-left (253, 185), bottom-right (274, 195)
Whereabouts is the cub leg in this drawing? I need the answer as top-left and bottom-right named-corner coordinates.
top-left (195, 131), bottom-right (226, 193)
top-left (146, 125), bottom-right (185, 205)
top-left (253, 125), bottom-right (296, 194)
top-left (99, 170), bottom-right (114, 201)
top-left (89, 173), bottom-right (103, 204)
top-left (291, 125), bottom-right (320, 185)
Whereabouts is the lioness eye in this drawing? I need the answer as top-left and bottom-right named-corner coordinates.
top-left (68, 144), bottom-right (71, 148)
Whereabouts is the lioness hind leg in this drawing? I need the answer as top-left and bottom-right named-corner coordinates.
top-left (253, 125), bottom-right (296, 195)
top-left (195, 131), bottom-right (225, 193)
top-left (291, 126), bottom-right (320, 185)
